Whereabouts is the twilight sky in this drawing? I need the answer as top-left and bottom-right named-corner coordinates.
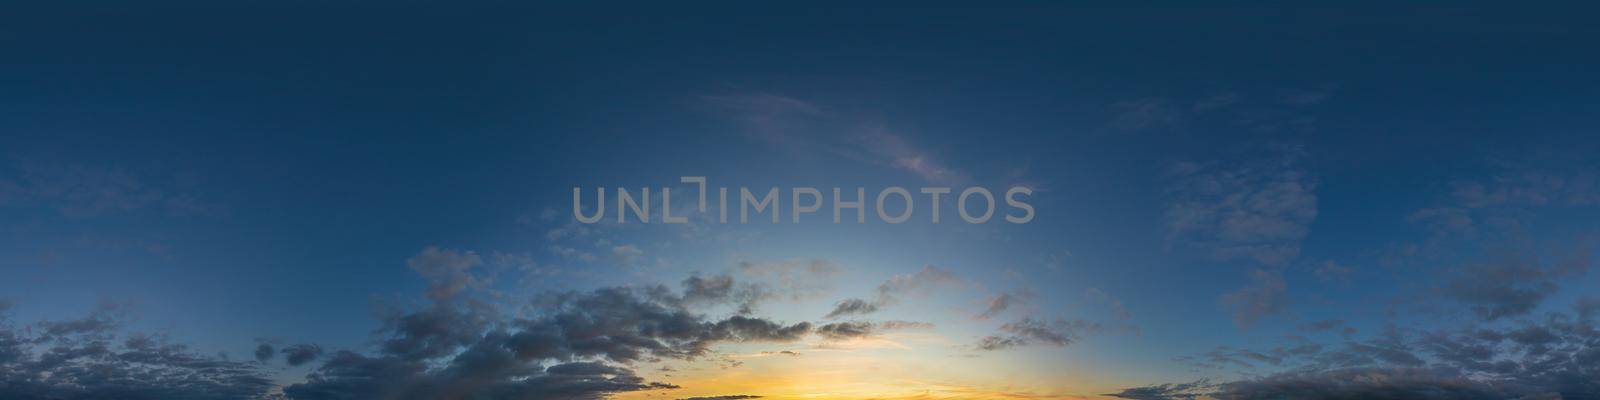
top-left (3, 4), bottom-right (1600, 400)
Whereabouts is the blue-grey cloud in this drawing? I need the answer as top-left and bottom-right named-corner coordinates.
top-left (704, 93), bottom-right (969, 184)
top-left (814, 320), bottom-right (933, 341)
top-left (1134, 304), bottom-right (1600, 399)
top-left (282, 343), bottom-right (324, 366)
top-left (0, 303), bottom-right (274, 399)
top-left (824, 265), bottom-right (959, 318)
top-left (975, 318), bottom-right (1102, 351)
top-left (1220, 269), bottom-right (1288, 328)
top-left (254, 343), bottom-right (275, 363)
top-left (1106, 379), bottom-right (1210, 400)
top-left (283, 274), bottom-right (814, 400)
top-left (1164, 147), bottom-right (1317, 267)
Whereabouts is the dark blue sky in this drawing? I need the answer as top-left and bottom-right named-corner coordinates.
top-left (2, 4), bottom-right (1599, 399)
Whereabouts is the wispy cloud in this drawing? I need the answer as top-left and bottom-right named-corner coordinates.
top-left (824, 265), bottom-right (960, 318)
top-left (1107, 97), bottom-right (1182, 132)
top-left (703, 93), bottom-right (970, 184)
top-left (0, 158), bottom-right (222, 218)
top-left (974, 318), bottom-right (1103, 351)
top-left (1164, 146), bottom-right (1318, 268)
top-left (1219, 269), bottom-right (1288, 328)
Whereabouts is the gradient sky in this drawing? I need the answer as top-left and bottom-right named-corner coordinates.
top-left (3, 4), bottom-right (1599, 400)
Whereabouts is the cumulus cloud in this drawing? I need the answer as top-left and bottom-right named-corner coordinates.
top-left (824, 265), bottom-right (960, 318)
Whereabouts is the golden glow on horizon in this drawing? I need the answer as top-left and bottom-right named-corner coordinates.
top-left (612, 334), bottom-right (1125, 400)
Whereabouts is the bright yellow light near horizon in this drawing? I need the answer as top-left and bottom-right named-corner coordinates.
top-left (612, 336), bottom-right (1122, 400)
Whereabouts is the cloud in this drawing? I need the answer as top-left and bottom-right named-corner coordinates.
top-left (0, 159), bottom-right (221, 218)
top-left (736, 258), bottom-right (840, 301)
top-left (1409, 166), bottom-right (1600, 241)
top-left (1297, 319), bottom-right (1344, 333)
top-left (282, 343), bottom-right (325, 366)
top-left (824, 298), bottom-right (881, 319)
top-left (976, 290), bottom-right (1033, 320)
top-left (704, 93), bottom-right (968, 184)
top-left (1164, 147), bottom-right (1318, 267)
top-left (1220, 269), bottom-right (1288, 328)
top-left (1108, 97), bottom-right (1182, 132)
top-left (825, 265), bottom-right (960, 318)
top-left (1450, 168), bottom-right (1600, 209)
top-left (1579, 297), bottom-right (1600, 322)
top-left (701, 93), bottom-right (825, 147)
top-left (283, 272), bottom-right (816, 399)
top-left (408, 246), bottom-right (484, 302)
top-left (1106, 379), bottom-right (1211, 400)
top-left (815, 321), bottom-right (875, 341)
top-left (254, 343), bottom-right (276, 363)
top-left (1220, 367), bottom-right (1528, 400)
top-left (1408, 207), bottom-right (1476, 236)
top-left (657, 274), bottom-right (774, 316)
top-left (286, 354), bottom-right (678, 400)
top-left (0, 303), bottom-right (274, 399)
top-left (1084, 287), bottom-right (1132, 320)
top-left (855, 127), bottom-right (968, 183)
top-left (549, 245), bottom-right (599, 263)
top-left (975, 318), bottom-right (1102, 351)
top-left (1193, 92), bottom-right (1241, 112)
top-left (814, 320), bottom-right (933, 341)
top-left (678, 396), bottom-right (763, 400)
top-left (1311, 260), bottom-right (1355, 282)
top-left (1440, 253), bottom-right (1586, 321)
top-left (611, 244), bottom-right (644, 264)
top-left (1280, 90), bottom-right (1331, 106)
top-left (1138, 302), bottom-right (1600, 399)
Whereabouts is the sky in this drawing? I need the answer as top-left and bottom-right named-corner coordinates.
top-left (2, 4), bottom-right (1599, 400)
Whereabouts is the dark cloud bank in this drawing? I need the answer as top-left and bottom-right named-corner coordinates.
top-left (0, 301), bottom-right (275, 400)
top-left (1110, 300), bottom-right (1600, 400)
top-left (0, 270), bottom-right (867, 400)
top-left (6, 248), bottom-right (1596, 399)
top-left (279, 273), bottom-right (823, 400)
